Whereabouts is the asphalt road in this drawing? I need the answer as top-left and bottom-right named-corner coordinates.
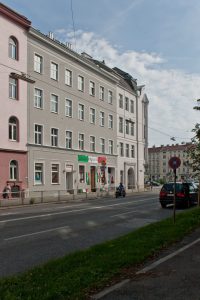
top-left (0, 190), bottom-right (175, 277)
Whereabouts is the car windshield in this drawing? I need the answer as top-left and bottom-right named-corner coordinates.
top-left (161, 183), bottom-right (183, 193)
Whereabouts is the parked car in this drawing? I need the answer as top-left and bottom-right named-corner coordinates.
top-left (159, 182), bottom-right (198, 208)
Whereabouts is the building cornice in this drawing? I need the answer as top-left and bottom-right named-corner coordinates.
top-left (0, 3), bottom-right (31, 29)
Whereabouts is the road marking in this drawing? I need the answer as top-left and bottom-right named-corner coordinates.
top-left (110, 210), bottom-right (138, 217)
top-left (4, 226), bottom-right (72, 241)
top-left (0, 199), bottom-right (156, 224)
top-left (137, 237), bottom-right (200, 274)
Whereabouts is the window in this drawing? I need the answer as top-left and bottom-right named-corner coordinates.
top-left (78, 133), bottom-right (84, 150)
top-left (131, 145), bottom-right (135, 158)
top-left (108, 90), bottom-right (113, 104)
top-left (51, 128), bottom-right (58, 147)
top-left (90, 136), bottom-right (95, 152)
top-left (34, 54), bottom-right (42, 73)
top-left (130, 100), bottom-right (134, 113)
top-left (89, 81), bottom-right (95, 96)
top-left (51, 164), bottom-right (59, 184)
top-left (100, 111), bottom-right (105, 127)
top-left (10, 160), bottom-right (18, 180)
top-left (120, 170), bottom-right (124, 184)
top-left (79, 165), bottom-right (85, 183)
top-left (50, 62), bottom-right (58, 80)
top-left (108, 114), bottom-right (113, 129)
top-left (109, 140), bottom-right (113, 155)
top-left (120, 142), bottom-right (124, 156)
top-left (119, 94), bottom-right (123, 108)
top-left (34, 163), bottom-right (43, 185)
top-left (9, 77), bottom-right (18, 99)
top-left (126, 144), bottom-right (129, 157)
top-left (34, 124), bottom-right (43, 145)
top-left (125, 120), bottom-right (129, 134)
top-left (100, 138), bottom-right (105, 153)
top-left (130, 122), bottom-right (134, 136)
top-left (66, 131), bottom-right (72, 149)
top-left (78, 104), bottom-right (84, 120)
top-left (9, 117), bottom-right (18, 141)
top-left (51, 94), bottom-right (58, 113)
top-left (34, 88), bottom-right (43, 109)
top-left (119, 117), bottom-right (123, 133)
top-left (64, 99), bottom-right (72, 117)
top-left (125, 97), bottom-right (129, 111)
top-left (90, 108), bottom-right (95, 124)
top-left (9, 37), bottom-right (18, 60)
top-left (78, 75), bottom-right (84, 91)
top-left (65, 69), bottom-right (72, 86)
top-left (100, 86), bottom-right (104, 101)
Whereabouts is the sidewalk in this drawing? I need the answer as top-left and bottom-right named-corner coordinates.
top-left (92, 227), bottom-right (200, 299)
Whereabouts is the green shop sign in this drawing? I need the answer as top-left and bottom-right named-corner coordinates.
top-left (78, 155), bottom-right (88, 162)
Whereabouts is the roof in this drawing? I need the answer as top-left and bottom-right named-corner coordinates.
top-left (148, 143), bottom-right (193, 153)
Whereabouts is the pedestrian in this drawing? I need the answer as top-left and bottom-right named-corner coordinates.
top-left (2, 182), bottom-right (11, 199)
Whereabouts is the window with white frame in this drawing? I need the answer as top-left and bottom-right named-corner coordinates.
top-left (100, 138), bottom-right (105, 153)
top-left (78, 104), bottom-right (84, 120)
top-left (51, 94), bottom-right (58, 113)
top-left (65, 69), bottom-right (72, 86)
top-left (99, 86), bottom-right (104, 101)
top-left (66, 131), bottom-right (72, 149)
top-left (34, 88), bottom-right (43, 109)
top-left (89, 81), bottom-right (95, 96)
top-left (119, 94), bottom-right (123, 108)
top-left (130, 122), bottom-right (134, 136)
top-left (10, 160), bottom-right (18, 180)
top-left (125, 97), bottom-right (129, 111)
top-left (90, 136), bottom-right (95, 152)
top-left (51, 128), bottom-right (58, 147)
top-left (108, 140), bottom-right (113, 155)
top-left (34, 124), bottom-right (43, 145)
top-left (108, 90), bottom-right (113, 104)
top-left (78, 75), bottom-right (84, 91)
top-left (79, 165), bottom-right (85, 183)
top-left (119, 117), bottom-right (123, 133)
top-left (65, 99), bottom-right (72, 117)
top-left (108, 114), bottom-right (113, 129)
top-left (90, 108), bottom-right (95, 124)
top-left (126, 144), bottom-right (129, 157)
top-left (51, 164), bottom-right (59, 184)
top-left (50, 62), bottom-right (58, 80)
top-left (100, 111), bottom-right (105, 127)
top-left (120, 142), bottom-right (124, 156)
top-left (9, 37), bottom-right (18, 60)
top-left (130, 100), bottom-right (134, 113)
top-left (78, 133), bottom-right (84, 150)
top-left (9, 117), bottom-right (18, 141)
top-left (34, 54), bottom-right (42, 73)
top-left (125, 120), bottom-right (129, 134)
top-left (9, 77), bottom-right (18, 99)
top-left (34, 163), bottom-right (43, 185)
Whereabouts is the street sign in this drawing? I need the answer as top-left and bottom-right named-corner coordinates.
top-left (168, 157), bottom-right (181, 170)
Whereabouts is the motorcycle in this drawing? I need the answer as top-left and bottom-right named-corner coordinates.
top-left (115, 186), bottom-right (126, 198)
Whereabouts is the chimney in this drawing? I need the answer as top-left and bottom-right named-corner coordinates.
top-left (49, 32), bottom-right (54, 39)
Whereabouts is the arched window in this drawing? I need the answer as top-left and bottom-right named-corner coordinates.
top-left (10, 160), bottom-right (18, 180)
top-left (9, 117), bottom-right (19, 141)
top-left (9, 36), bottom-right (18, 60)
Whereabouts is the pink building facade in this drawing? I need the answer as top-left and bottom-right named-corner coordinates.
top-left (0, 4), bottom-right (31, 194)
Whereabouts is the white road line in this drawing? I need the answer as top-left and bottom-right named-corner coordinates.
top-left (0, 199), bottom-right (156, 224)
top-left (4, 226), bottom-right (71, 241)
top-left (137, 237), bottom-right (200, 274)
top-left (110, 210), bottom-right (138, 218)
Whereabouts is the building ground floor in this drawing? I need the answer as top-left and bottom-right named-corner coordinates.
top-left (0, 149), bottom-right (27, 196)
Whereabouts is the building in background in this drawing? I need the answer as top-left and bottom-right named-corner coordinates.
top-left (148, 143), bottom-right (193, 182)
top-left (0, 3), bottom-right (32, 194)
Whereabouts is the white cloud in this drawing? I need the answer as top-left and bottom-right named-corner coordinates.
top-left (55, 29), bottom-right (200, 146)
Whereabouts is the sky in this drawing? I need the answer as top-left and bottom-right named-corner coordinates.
top-left (3, 0), bottom-right (200, 146)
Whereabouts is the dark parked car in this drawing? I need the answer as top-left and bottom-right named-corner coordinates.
top-left (159, 182), bottom-right (198, 208)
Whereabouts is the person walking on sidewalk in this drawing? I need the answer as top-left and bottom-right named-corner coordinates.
top-left (2, 182), bottom-right (11, 199)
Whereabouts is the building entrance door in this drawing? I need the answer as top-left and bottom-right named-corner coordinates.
top-left (90, 166), bottom-right (96, 192)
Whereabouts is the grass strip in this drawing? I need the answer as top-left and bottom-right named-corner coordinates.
top-left (0, 207), bottom-right (200, 300)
